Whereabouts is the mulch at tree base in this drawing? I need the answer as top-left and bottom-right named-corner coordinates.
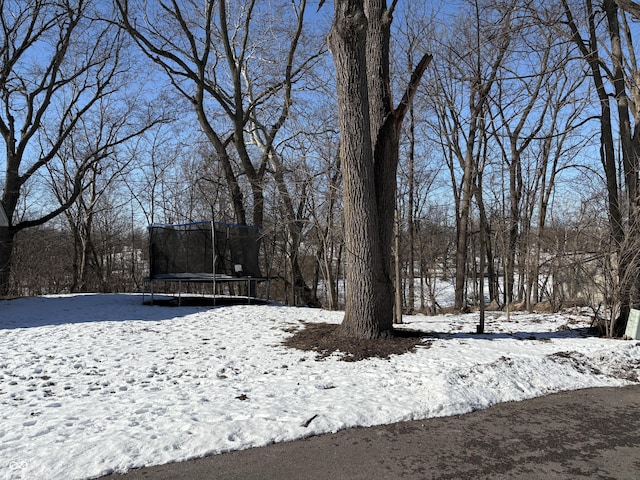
top-left (283, 322), bottom-right (433, 361)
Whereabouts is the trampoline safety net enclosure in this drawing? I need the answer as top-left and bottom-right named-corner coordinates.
top-left (144, 221), bottom-right (268, 304)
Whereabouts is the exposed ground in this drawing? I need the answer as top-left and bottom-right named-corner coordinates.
top-left (283, 322), bottom-right (433, 361)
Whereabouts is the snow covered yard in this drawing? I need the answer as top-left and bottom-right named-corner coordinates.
top-left (1, 294), bottom-right (639, 480)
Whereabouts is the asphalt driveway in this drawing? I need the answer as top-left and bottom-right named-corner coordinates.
top-left (102, 384), bottom-right (640, 479)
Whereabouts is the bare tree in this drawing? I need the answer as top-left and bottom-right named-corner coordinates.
top-left (0, 0), bottom-right (158, 295)
top-left (327, 0), bottom-right (430, 338)
top-left (391, 2), bottom-right (437, 315)
top-left (482, 4), bottom-right (587, 309)
top-left (46, 96), bottom-right (150, 292)
top-left (562, 0), bottom-right (640, 335)
top-left (115, 0), bottom-right (325, 305)
top-left (428, 0), bottom-right (511, 311)
top-left (615, 0), bottom-right (640, 18)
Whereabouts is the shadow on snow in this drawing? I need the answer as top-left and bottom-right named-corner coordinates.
top-left (0, 293), bottom-right (271, 329)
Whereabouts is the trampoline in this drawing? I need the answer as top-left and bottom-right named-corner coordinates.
top-left (143, 221), bottom-right (268, 305)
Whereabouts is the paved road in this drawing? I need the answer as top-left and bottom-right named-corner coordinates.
top-left (102, 385), bottom-right (640, 479)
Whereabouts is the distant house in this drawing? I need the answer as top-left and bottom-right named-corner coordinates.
top-left (0, 202), bottom-right (7, 227)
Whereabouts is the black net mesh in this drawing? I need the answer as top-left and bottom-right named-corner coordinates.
top-left (148, 222), bottom-right (263, 278)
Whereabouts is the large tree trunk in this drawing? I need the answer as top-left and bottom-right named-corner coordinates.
top-left (0, 154), bottom-right (18, 296)
top-left (328, 1), bottom-right (392, 339)
top-left (367, 0), bottom-right (400, 328)
top-left (0, 227), bottom-right (14, 296)
top-left (328, 0), bottom-right (397, 336)
top-left (328, 0), bottom-right (429, 338)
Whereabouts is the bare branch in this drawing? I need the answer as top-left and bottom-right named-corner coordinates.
top-left (616, 0), bottom-right (640, 19)
top-left (394, 52), bottom-right (432, 124)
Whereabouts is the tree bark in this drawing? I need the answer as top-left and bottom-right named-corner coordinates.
top-left (0, 227), bottom-right (13, 295)
top-left (328, 1), bottom-right (390, 338)
top-left (328, 0), bottom-right (430, 338)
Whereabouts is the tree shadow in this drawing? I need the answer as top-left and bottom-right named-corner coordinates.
top-left (0, 293), bottom-right (267, 329)
top-left (147, 295), bottom-right (270, 307)
top-left (283, 322), bottom-right (594, 362)
top-left (432, 327), bottom-right (593, 341)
